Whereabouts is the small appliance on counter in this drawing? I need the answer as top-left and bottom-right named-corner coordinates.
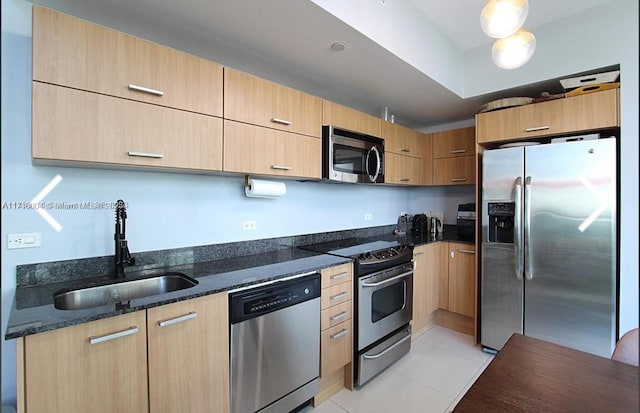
top-left (411, 214), bottom-right (429, 236)
top-left (426, 211), bottom-right (444, 235)
top-left (456, 203), bottom-right (476, 241)
top-left (396, 214), bottom-right (413, 234)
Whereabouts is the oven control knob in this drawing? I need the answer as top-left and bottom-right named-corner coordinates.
top-left (304, 288), bottom-right (310, 294)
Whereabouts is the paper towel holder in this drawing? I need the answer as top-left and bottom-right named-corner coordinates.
top-left (244, 175), bottom-right (286, 199)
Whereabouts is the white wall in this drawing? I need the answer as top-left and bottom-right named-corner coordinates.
top-left (0, 0), bottom-right (467, 404)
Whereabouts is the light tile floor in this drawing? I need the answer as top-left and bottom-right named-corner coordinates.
top-left (303, 325), bottom-right (494, 413)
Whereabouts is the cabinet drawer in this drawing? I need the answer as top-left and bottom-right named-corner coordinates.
top-left (476, 89), bottom-right (619, 144)
top-left (433, 156), bottom-right (475, 185)
top-left (33, 82), bottom-right (223, 171)
top-left (223, 120), bottom-right (322, 179)
top-left (224, 68), bottom-right (322, 137)
top-left (321, 281), bottom-right (352, 310)
top-left (321, 320), bottom-right (352, 377)
top-left (321, 301), bottom-right (352, 331)
top-left (432, 127), bottom-right (475, 158)
top-left (385, 152), bottom-right (424, 185)
top-left (33, 7), bottom-right (223, 116)
top-left (321, 263), bottom-right (353, 289)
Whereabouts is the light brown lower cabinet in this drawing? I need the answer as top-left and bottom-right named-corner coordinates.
top-left (22, 311), bottom-right (149, 413)
top-left (412, 243), bottom-right (446, 337)
top-left (315, 263), bottom-right (354, 405)
top-left (18, 293), bottom-right (230, 413)
top-left (147, 293), bottom-right (229, 413)
top-left (439, 242), bottom-right (476, 318)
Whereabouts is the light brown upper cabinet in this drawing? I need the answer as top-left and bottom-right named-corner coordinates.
top-left (385, 153), bottom-right (424, 185)
top-left (33, 6), bottom-right (223, 116)
top-left (383, 122), bottom-right (425, 158)
top-left (322, 101), bottom-right (381, 138)
top-left (32, 82), bottom-right (223, 171)
top-left (432, 127), bottom-right (476, 186)
top-left (432, 126), bottom-right (476, 158)
top-left (224, 68), bottom-right (322, 137)
top-left (223, 120), bottom-right (322, 179)
top-left (476, 89), bottom-right (620, 144)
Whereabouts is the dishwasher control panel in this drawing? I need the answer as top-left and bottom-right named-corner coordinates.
top-left (229, 272), bottom-right (321, 324)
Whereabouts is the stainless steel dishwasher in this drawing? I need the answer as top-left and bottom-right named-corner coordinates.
top-left (229, 272), bottom-right (321, 413)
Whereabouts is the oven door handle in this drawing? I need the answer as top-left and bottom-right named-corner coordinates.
top-left (360, 270), bottom-right (412, 287)
top-left (362, 329), bottom-right (412, 359)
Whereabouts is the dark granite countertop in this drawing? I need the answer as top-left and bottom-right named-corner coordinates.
top-left (5, 224), bottom-right (474, 340)
top-left (5, 247), bottom-right (350, 340)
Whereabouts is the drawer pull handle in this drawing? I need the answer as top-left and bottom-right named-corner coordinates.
top-left (400, 178), bottom-right (411, 182)
top-left (400, 148), bottom-right (411, 153)
top-left (271, 118), bottom-right (292, 126)
top-left (330, 311), bottom-right (349, 321)
top-left (330, 329), bottom-right (349, 340)
top-left (158, 311), bottom-right (198, 327)
top-left (330, 272), bottom-right (349, 280)
top-left (524, 126), bottom-right (550, 132)
top-left (128, 151), bottom-right (164, 159)
top-left (414, 252), bottom-right (424, 256)
top-left (89, 326), bottom-right (138, 344)
top-left (330, 292), bottom-right (348, 301)
top-left (128, 84), bottom-right (164, 96)
top-left (458, 249), bottom-right (476, 254)
top-left (450, 149), bottom-right (467, 154)
top-left (451, 178), bottom-right (467, 182)
top-left (271, 165), bottom-right (292, 171)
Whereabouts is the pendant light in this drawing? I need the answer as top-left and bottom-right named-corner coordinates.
top-left (481, 0), bottom-right (529, 38)
top-left (480, 0), bottom-right (535, 69)
top-left (492, 30), bottom-right (536, 69)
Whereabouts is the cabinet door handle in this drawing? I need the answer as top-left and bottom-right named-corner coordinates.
top-left (89, 326), bottom-right (138, 345)
top-left (330, 328), bottom-right (349, 340)
top-left (128, 84), bottom-right (164, 96)
top-left (127, 151), bottom-right (164, 159)
top-left (330, 311), bottom-right (349, 321)
top-left (158, 311), bottom-right (198, 327)
top-left (400, 148), bottom-right (411, 153)
top-left (450, 149), bottom-right (467, 154)
top-left (330, 272), bottom-right (349, 280)
top-left (458, 249), bottom-right (476, 254)
top-left (330, 292), bottom-right (348, 301)
top-left (524, 125), bottom-right (550, 132)
top-left (451, 178), bottom-right (467, 182)
top-left (414, 252), bottom-right (424, 256)
top-left (270, 118), bottom-right (292, 126)
top-left (271, 165), bottom-right (292, 171)
top-left (400, 178), bottom-right (411, 182)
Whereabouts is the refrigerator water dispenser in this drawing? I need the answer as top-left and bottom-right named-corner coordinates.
top-left (488, 202), bottom-right (514, 243)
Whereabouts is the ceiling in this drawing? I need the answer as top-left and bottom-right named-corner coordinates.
top-left (33, 0), bottom-right (617, 129)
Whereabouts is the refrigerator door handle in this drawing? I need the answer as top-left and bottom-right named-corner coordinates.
top-left (524, 176), bottom-right (533, 280)
top-left (514, 177), bottom-right (523, 280)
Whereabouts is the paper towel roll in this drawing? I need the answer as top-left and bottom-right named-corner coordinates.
top-left (245, 178), bottom-right (286, 199)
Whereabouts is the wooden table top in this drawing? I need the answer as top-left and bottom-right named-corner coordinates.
top-left (454, 334), bottom-right (639, 412)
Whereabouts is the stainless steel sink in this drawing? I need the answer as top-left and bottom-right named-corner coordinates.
top-left (53, 272), bottom-right (198, 310)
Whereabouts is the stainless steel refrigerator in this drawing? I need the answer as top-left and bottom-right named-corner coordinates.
top-left (480, 138), bottom-right (617, 358)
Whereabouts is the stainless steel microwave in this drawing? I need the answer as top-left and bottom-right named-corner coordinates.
top-left (322, 125), bottom-right (384, 183)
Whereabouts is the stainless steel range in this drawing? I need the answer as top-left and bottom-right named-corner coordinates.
top-left (301, 239), bottom-right (413, 386)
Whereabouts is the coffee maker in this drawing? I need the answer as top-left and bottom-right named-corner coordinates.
top-left (412, 213), bottom-right (429, 236)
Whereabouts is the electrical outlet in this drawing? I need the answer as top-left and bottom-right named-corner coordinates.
top-left (242, 220), bottom-right (257, 231)
top-left (8, 233), bottom-right (41, 249)
top-left (364, 213), bottom-right (373, 221)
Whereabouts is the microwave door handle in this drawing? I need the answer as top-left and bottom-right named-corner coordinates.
top-left (365, 146), bottom-right (381, 182)
top-left (514, 177), bottom-right (523, 281)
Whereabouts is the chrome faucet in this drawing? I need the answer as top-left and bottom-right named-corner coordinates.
top-left (114, 199), bottom-right (135, 278)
